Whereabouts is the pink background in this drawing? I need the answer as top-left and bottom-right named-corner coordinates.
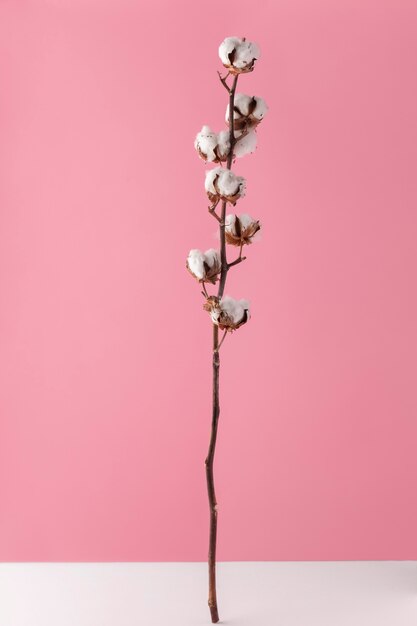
top-left (1, 0), bottom-right (417, 562)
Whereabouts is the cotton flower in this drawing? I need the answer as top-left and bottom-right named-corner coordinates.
top-left (194, 126), bottom-right (230, 163)
top-left (205, 167), bottom-right (246, 205)
top-left (187, 248), bottom-right (222, 284)
top-left (204, 295), bottom-right (250, 331)
top-left (219, 37), bottom-right (260, 74)
top-left (226, 94), bottom-right (268, 131)
top-left (225, 213), bottom-right (261, 247)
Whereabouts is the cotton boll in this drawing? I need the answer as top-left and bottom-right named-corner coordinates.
top-left (204, 248), bottom-right (221, 271)
top-left (205, 167), bottom-right (223, 195)
top-left (186, 248), bottom-right (221, 283)
top-left (233, 40), bottom-right (260, 69)
top-left (226, 94), bottom-right (268, 130)
top-left (219, 295), bottom-right (251, 328)
top-left (225, 212), bottom-right (261, 246)
top-left (194, 125), bottom-right (218, 162)
top-left (238, 213), bottom-right (255, 229)
top-left (233, 130), bottom-right (257, 158)
top-left (216, 130), bottom-right (231, 160)
top-left (238, 299), bottom-right (251, 319)
top-left (187, 249), bottom-right (206, 280)
top-left (218, 37), bottom-right (242, 65)
top-left (218, 37), bottom-right (260, 74)
top-left (195, 126), bottom-right (231, 163)
top-left (227, 94), bottom-right (251, 120)
top-left (225, 214), bottom-right (237, 230)
top-left (253, 97), bottom-right (268, 121)
top-left (217, 169), bottom-right (246, 198)
top-left (220, 296), bottom-right (246, 324)
top-left (203, 294), bottom-right (251, 331)
top-left (205, 167), bottom-right (246, 205)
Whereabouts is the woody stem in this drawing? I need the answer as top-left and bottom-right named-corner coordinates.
top-left (205, 72), bottom-right (239, 625)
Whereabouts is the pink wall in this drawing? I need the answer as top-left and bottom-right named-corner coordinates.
top-left (1, 0), bottom-right (416, 562)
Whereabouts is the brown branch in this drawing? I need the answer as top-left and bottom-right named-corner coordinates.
top-left (217, 70), bottom-right (231, 92)
top-left (206, 71), bottom-right (239, 625)
top-left (217, 329), bottom-right (228, 351)
top-left (227, 254), bottom-right (246, 269)
top-left (205, 323), bottom-right (220, 623)
top-left (208, 206), bottom-right (222, 223)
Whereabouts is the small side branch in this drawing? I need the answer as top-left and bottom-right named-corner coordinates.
top-left (208, 206), bottom-right (222, 223)
top-left (217, 329), bottom-right (228, 351)
top-left (217, 70), bottom-right (231, 92)
top-left (227, 255), bottom-right (246, 269)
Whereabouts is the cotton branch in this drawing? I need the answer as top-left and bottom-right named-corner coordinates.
top-left (228, 255), bottom-right (246, 268)
top-left (217, 70), bottom-right (231, 92)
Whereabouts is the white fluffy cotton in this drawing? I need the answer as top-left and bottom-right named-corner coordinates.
top-left (233, 130), bottom-right (257, 158)
top-left (216, 130), bottom-right (231, 159)
top-left (225, 213), bottom-right (255, 233)
top-left (187, 248), bottom-right (221, 280)
top-left (194, 126), bottom-right (218, 162)
top-left (225, 94), bottom-right (269, 124)
top-left (203, 248), bottom-right (221, 270)
top-left (187, 249), bottom-right (206, 280)
top-left (224, 213), bottom-right (261, 245)
top-left (218, 37), bottom-right (260, 71)
top-left (205, 167), bottom-right (246, 199)
top-left (211, 295), bottom-right (251, 325)
top-left (195, 126), bottom-right (230, 162)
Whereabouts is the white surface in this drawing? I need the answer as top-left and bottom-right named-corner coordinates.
top-left (0, 561), bottom-right (416, 626)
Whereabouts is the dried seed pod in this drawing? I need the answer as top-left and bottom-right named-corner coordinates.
top-left (225, 213), bottom-right (261, 246)
top-left (205, 167), bottom-right (246, 206)
top-left (218, 37), bottom-right (260, 75)
top-left (187, 249), bottom-right (222, 284)
top-left (204, 295), bottom-right (250, 331)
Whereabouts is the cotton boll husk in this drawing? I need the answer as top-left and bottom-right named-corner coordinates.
top-left (233, 130), bottom-right (257, 158)
top-left (187, 249), bottom-right (205, 280)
